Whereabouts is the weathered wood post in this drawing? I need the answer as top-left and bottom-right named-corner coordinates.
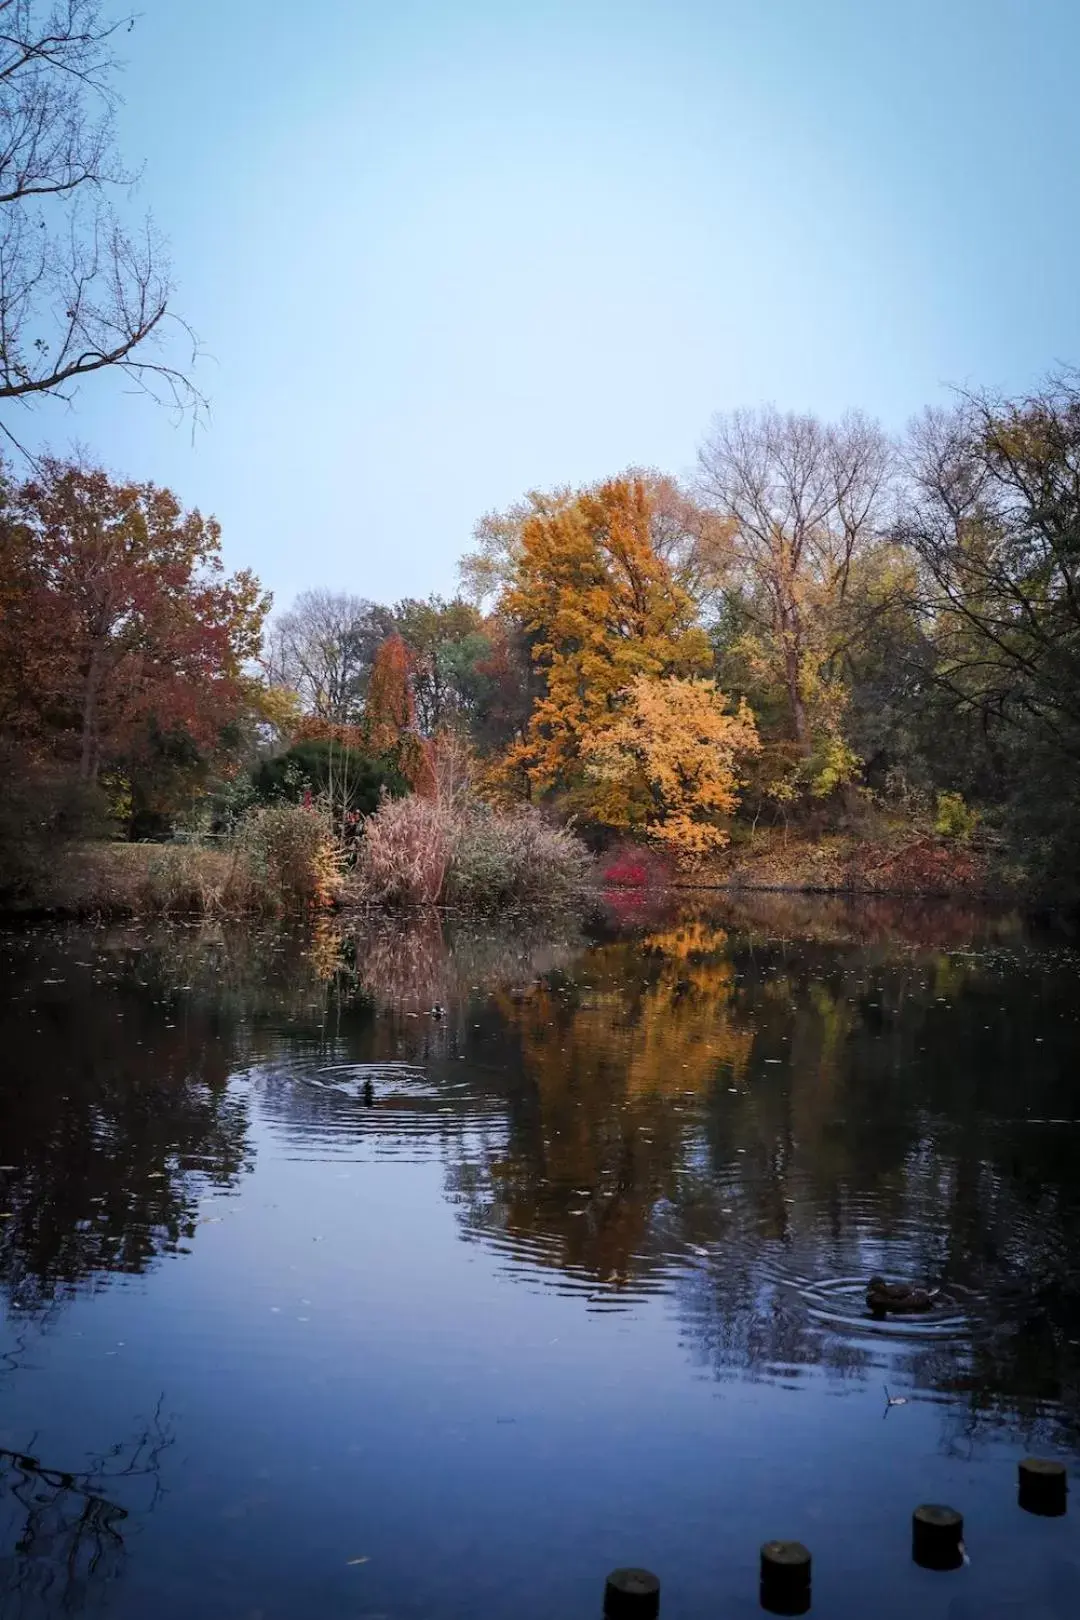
top-left (912, 1504), bottom-right (964, 1570)
top-left (603, 1567), bottom-right (660, 1618)
top-left (1018, 1458), bottom-right (1068, 1516)
top-left (760, 1540), bottom-right (811, 1614)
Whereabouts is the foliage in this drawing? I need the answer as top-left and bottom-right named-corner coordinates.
top-left (601, 842), bottom-right (673, 889)
top-left (349, 792), bottom-right (591, 908)
top-left (500, 476), bottom-right (712, 810)
top-left (349, 793), bottom-right (453, 906)
top-left (229, 802), bottom-right (341, 912)
top-left (445, 805), bottom-right (593, 908)
top-left (393, 595), bottom-right (491, 735)
top-left (698, 407), bottom-right (891, 762)
top-left (251, 740), bottom-right (407, 818)
top-left (899, 375), bottom-right (1080, 901)
top-left (934, 791), bottom-right (978, 842)
top-left (583, 674), bottom-right (760, 857)
top-left (0, 459), bottom-right (269, 831)
top-left (360, 633), bottom-right (429, 789)
top-left (263, 591), bottom-right (393, 722)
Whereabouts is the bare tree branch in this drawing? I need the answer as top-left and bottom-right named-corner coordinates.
top-left (0, 1), bottom-right (202, 424)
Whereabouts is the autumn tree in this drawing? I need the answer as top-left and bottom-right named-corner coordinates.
top-left (499, 475), bottom-right (713, 810)
top-left (461, 470), bottom-right (728, 613)
top-left (1, 459), bottom-right (268, 826)
top-left (697, 408), bottom-right (893, 789)
top-left (0, 2), bottom-right (199, 426)
top-left (361, 632), bottom-right (429, 788)
top-left (582, 674), bottom-right (760, 856)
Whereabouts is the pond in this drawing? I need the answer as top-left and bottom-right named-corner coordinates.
top-left (1, 895), bottom-right (1079, 1619)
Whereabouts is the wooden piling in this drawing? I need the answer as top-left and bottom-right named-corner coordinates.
top-left (1019, 1457), bottom-right (1067, 1516)
top-left (603, 1567), bottom-right (660, 1618)
top-left (760, 1541), bottom-right (811, 1613)
top-left (912, 1504), bottom-right (964, 1570)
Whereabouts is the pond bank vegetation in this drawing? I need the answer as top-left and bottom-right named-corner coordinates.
top-left (3, 373), bottom-right (1079, 920)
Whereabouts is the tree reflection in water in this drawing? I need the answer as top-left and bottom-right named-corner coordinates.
top-left (0, 1404), bottom-right (172, 1618)
top-left (2, 897), bottom-right (1080, 1469)
top-left (0, 929), bottom-right (257, 1317)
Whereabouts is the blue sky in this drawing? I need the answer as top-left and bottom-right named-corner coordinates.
top-left (18, 0), bottom-right (1080, 613)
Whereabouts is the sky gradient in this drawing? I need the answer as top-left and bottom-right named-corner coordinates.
top-left (18, 0), bottom-right (1080, 613)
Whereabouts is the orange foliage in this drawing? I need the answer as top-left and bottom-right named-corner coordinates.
top-left (362, 634), bottom-right (428, 788)
top-left (583, 673), bottom-right (760, 857)
top-left (501, 477), bottom-right (711, 808)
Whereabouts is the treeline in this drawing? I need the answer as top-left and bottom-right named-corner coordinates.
top-left (262, 372), bottom-right (1080, 899)
top-left (2, 371), bottom-right (1079, 907)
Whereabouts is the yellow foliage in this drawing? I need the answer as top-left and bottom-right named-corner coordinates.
top-left (502, 476), bottom-right (712, 805)
top-left (583, 673), bottom-right (760, 857)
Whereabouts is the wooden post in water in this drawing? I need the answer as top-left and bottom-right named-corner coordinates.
top-left (603, 1568), bottom-right (660, 1618)
top-left (1018, 1458), bottom-right (1068, 1516)
top-left (912, 1504), bottom-right (964, 1570)
top-left (759, 1541), bottom-right (811, 1614)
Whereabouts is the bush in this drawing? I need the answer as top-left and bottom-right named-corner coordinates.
top-left (231, 801), bottom-right (342, 911)
top-left (138, 802), bottom-right (341, 915)
top-left (348, 794), bottom-right (452, 905)
top-left (251, 741), bottom-right (407, 817)
top-left (601, 841), bottom-right (672, 889)
top-left (935, 791), bottom-right (978, 842)
top-left (447, 804), bottom-right (593, 908)
top-left (138, 844), bottom-right (236, 914)
top-left (348, 793), bottom-right (592, 908)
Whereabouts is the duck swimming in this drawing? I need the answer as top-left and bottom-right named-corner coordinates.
top-left (866, 1276), bottom-right (939, 1315)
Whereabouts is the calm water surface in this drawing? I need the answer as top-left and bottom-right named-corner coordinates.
top-left (2, 895), bottom-right (1080, 1619)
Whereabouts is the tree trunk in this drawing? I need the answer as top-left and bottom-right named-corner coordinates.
top-left (79, 639), bottom-right (103, 782)
top-left (783, 641), bottom-right (810, 754)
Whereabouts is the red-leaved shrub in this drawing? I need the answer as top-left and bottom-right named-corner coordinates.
top-left (601, 842), bottom-right (672, 889)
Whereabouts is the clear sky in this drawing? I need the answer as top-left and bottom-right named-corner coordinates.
top-left (18, 0), bottom-right (1080, 614)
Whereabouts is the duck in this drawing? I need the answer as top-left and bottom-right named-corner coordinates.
top-left (866, 1275), bottom-right (939, 1315)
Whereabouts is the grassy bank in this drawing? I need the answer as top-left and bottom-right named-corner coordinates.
top-left (680, 824), bottom-right (1003, 897)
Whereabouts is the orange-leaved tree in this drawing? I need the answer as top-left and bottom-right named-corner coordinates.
top-left (501, 476), bottom-right (713, 811)
top-left (362, 633), bottom-right (431, 791)
top-left (582, 674), bottom-right (760, 857)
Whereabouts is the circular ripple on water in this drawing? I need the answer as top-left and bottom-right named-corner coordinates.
top-left (795, 1274), bottom-right (976, 1342)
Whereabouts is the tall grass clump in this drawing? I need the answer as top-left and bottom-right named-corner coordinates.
top-left (349, 794), bottom-right (452, 905)
top-left (447, 804), bottom-right (592, 907)
top-left (230, 801), bottom-right (342, 910)
top-left (350, 793), bottom-right (591, 908)
top-left (139, 802), bottom-right (341, 915)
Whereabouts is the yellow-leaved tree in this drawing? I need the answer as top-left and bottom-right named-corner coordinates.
top-left (583, 674), bottom-right (760, 856)
top-left (500, 476), bottom-right (713, 810)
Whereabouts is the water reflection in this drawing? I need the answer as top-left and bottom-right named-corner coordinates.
top-left (0, 1406), bottom-right (171, 1618)
top-left (0, 933), bottom-right (252, 1315)
top-left (1, 897), bottom-right (1080, 1617)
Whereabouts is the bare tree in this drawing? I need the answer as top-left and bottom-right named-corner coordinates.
top-left (899, 378), bottom-right (1080, 748)
top-left (264, 590), bottom-right (394, 722)
top-left (697, 406), bottom-right (892, 750)
top-left (0, 1), bottom-right (200, 434)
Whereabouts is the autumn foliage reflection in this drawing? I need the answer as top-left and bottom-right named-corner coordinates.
top-left (455, 921), bottom-right (752, 1287)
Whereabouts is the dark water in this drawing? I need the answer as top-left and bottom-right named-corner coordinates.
top-left (2, 895), bottom-right (1080, 1620)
